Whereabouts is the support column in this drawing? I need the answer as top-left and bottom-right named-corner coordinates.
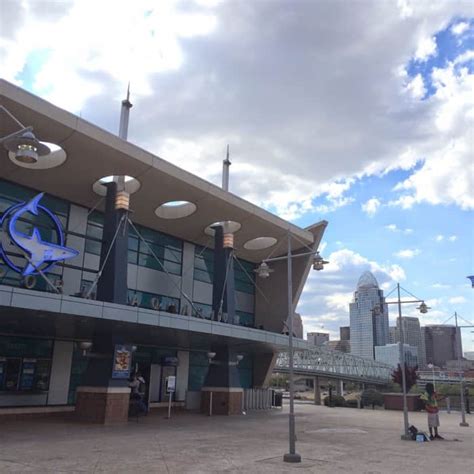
top-left (211, 225), bottom-right (236, 324)
top-left (336, 380), bottom-right (344, 397)
top-left (201, 346), bottom-right (243, 415)
top-left (313, 376), bottom-right (321, 405)
top-left (75, 335), bottom-right (131, 424)
top-left (96, 181), bottom-right (129, 305)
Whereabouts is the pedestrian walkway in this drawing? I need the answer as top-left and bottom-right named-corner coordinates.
top-left (0, 404), bottom-right (472, 473)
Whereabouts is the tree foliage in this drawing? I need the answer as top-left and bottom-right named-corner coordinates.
top-left (391, 364), bottom-right (419, 392)
top-left (361, 389), bottom-right (384, 408)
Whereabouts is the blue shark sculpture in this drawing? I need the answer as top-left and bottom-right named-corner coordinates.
top-left (1, 193), bottom-right (78, 276)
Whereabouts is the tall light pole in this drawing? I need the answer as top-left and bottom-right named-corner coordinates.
top-left (454, 312), bottom-right (469, 427)
top-left (384, 284), bottom-right (430, 440)
top-left (256, 233), bottom-right (328, 463)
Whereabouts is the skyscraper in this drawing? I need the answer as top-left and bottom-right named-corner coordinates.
top-left (350, 271), bottom-right (389, 359)
top-left (390, 317), bottom-right (426, 368)
top-left (307, 332), bottom-right (329, 346)
top-left (423, 325), bottom-right (462, 368)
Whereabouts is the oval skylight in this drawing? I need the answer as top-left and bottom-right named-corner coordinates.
top-left (92, 175), bottom-right (141, 196)
top-left (204, 220), bottom-right (242, 236)
top-left (243, 237), bottom-right (278, 250)
top-left (155, 201), bottom-right (197, 219)
top-left (9, 142), bottom-right (67, 169)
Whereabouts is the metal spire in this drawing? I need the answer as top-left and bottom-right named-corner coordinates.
top-left (119, 82), bottom-right (133, 140)
top-left (222, 144), bottom-right (231, 191)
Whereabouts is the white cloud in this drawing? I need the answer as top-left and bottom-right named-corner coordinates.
top-left (449, 296), bottom-right (467, 304)
top-left (414, 36), bottom-right (437, 61)
top-left (405, 73), bottom-right (426, 99)
top-left (385, 224), bottom-right (413, 234)
top-left (361, 198), bottom-right (381, 217)
top-left (298, 247), bottom-right (406, 338)
top-left (432, 283), bottom-right (451, 289)
top-left (1, 1), bottom-right (472, 219)
top-left (394, 248), bottom-right (420, 259)
top-left (435, 234), bottom-right (458, 242)
top-left (451, 21), bottom-right (469, 36)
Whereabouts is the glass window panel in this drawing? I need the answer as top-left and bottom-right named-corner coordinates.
top-left (85, 239), bottom-right (102, 256)
top-left (128, 250), bottom-right (138, 264)
top-left (128, 235), bottom-right (139, 251)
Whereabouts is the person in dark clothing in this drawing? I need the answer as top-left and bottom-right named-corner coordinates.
top-left (465, 386), bottom-right (471, 414)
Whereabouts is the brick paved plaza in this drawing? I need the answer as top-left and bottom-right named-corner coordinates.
top-left (0, 404), bottom-right (472, 473)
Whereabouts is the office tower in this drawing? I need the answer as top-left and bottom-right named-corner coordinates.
top-left (389, 317), bottom-right (426, 368)
top-left (340, 326), bottom-right (350, 341)
top-left (375, 343), bottom-right (418, 368)
top-left (350, 271), bottom-right (389, 359)
top-left (423, 325), bottom-right (462, 368)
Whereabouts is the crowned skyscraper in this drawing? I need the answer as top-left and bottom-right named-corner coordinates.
top-left (350, 271), bottom-right (389, 360)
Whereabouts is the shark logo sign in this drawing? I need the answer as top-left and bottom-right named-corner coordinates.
top-left (0, 193), bottom-right (78, 276)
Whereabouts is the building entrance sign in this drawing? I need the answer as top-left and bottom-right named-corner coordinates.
top-left (0, 193), bottom-right (78, 276)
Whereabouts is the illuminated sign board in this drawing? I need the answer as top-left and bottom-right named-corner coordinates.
top-left (0, 193), bottom-right (78, 276)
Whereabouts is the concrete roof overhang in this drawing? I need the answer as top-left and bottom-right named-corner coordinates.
top-left (0, 285), bottom-right (309, 354)
top-left (0, 80), bottom-right (327, 262)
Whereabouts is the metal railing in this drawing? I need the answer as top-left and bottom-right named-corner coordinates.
top-left (243, 388), bottom-right (274, 411)
top-left (275, 347), bottom-right (393, 384)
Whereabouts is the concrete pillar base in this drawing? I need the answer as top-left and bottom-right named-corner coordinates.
top-left (283, 453), bottom-right (301, 463)
top-left (75, 387), bottom-right (130, 424)
top-left (201, 388), bottom-right (243, 415)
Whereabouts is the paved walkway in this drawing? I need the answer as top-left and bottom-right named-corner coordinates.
top-left (0, 404), bottom-right (472, 473)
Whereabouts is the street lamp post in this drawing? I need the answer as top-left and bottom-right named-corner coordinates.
top-left (256, 232), bottom-right (328, 463)
top-left (384, 284), bottom-right (430, 441)
top-left (454, 312), bottom-right (469, 427)
top-left (396, 284), bottom-right (410, 441)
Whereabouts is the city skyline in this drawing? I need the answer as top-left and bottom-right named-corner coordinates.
top-left (1, 1), bottom-right (472, 350)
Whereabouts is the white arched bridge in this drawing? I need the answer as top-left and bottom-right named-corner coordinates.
top-left (274, 347), bottom-right (393, 385)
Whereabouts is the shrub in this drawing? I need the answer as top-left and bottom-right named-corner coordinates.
top-left (344, 399), bottom-right (359, 408)
top-left (361, 389), bottom-right (384, 409)
top-left (323, 394), bottom-right (345, 407)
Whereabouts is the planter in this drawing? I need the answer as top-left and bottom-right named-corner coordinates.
top-left (383, 393), bottom-right (423, 411)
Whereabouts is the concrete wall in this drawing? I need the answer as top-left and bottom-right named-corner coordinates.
top-left (48, 340), bottom-right (74, 405)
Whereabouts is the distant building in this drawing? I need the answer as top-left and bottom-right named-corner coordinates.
top-left (293, 313), bottom-right (304, 339)
top-left (350, 271), bottom-right (389, 360)
top-left (327, 340), bottom-right (351, 353)
top-left (390, 317), bottom-right (426, 368)
top-left (340, 326), bottom-right (350, 341)
top-left (465, 351), bottom-right (474, 361)
top-left (307, 332), bottom-right (329, 346)
top-left (423, 325), bottom-right (462, 369)
top-left (375, 343), bottom-right (418, 368)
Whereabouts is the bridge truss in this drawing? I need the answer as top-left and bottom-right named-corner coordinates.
top-left (275, 347), bottom-right (393, 385)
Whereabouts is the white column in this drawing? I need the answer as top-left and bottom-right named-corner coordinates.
top-left (48, 341), bottom-right (74, 405)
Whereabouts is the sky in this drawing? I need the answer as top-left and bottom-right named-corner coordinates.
top-left (1, 0), bottom-right (473, 352)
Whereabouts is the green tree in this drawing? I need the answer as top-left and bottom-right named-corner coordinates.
top-left (391, 364), bottom-right (419, 392)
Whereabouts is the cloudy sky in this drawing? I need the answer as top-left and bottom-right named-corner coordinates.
top-left (1, 0), bottom-right (473, 352)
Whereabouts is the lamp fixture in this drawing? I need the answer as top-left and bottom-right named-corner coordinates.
top-left (78, 341), bottom-right (93, 356)
top-left (312, 251), bottom-right (329, 271)
top-left (4, 130), bottom-right (51, 164)
top-left (207, 351), bottom-right (216, 361)
top-left (255, 261), bottom-right (273, 279)
top-left (417, 302), bottom-right (430, 314)
top-left (115, 190), bottom-right (130, 211)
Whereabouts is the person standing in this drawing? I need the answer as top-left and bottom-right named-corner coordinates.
top-left (420, 383), bottom-right (444, 440)
top-left (129, 372), bottom-right (148, 414)
top-left (465, 386), bottom-right (471, 415)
